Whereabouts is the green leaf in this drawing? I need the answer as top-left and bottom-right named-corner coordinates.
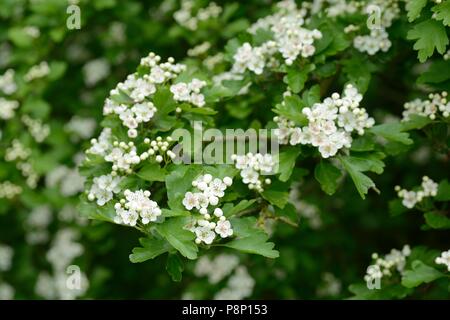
top-left (283, 64), bottom-right (315, 93)
top-left (400, 115), bottom-right (433, 131)
top-left (401, 260), bottom-right (444, 288)
top-left (348, 283), bottom-right (412, 300)
top-left (273, 95), bottom-right (308, 126)
top-left (338, 155), bottom-right (383, 199)
top-left (166, 253), bottom-right (184, 282)
top-left (136, 163), bottom-right (167, 182)
top-left (156, 217), bottom-right (198, 260)
top-left (110, 90), bottom-right (134, 105)
top-left (129, 238), bottom-right (170, 263)
top-left (369, 123), bottom-right (413, 145)
top-left (314, 161), bottom-right (342, 195)
top-left (389, 199), bottom-right (408, 216)
top-left (77, 200), bottom-right (116, 223)
top-left (222, 199), bottom-right (257, 217)
top-left (432, 0), bottom-right (450, 26)
top-left (274, 203), bottom-right (299, 225)
top-left (153, 86), bottom-right (178, 115)
top-left (418, 60), bottom-right (450, 84)
top-left (165, 165), bottom-right (202, 211)
top-left (436, 179), bottom-right (450, 201)
top-left (407, 20), bottom-right (449, 62)
top-left (424, 211), bottom-right (450, 229)
top-left (161, 208), bottom-right (190, 217)
top-left (223, 217), bottom-right (279, 258)
top-left (406, 0), bottom-right (428, 22)
top-left (278, 147), bottom-right (301, 182)
top-left (261, 190), bottom-right (289, 208)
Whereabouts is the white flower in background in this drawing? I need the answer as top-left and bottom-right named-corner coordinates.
top-left (0, 244), bottom-right (13, 271)
top-left (289, 185), bottom-right (322, 229)
top-left (402, 92), bottom-right (450, 120)
top-left (0, 69), bottom-right (17, 95)
top-left (21, 115), bottom-right (50, 143)
top-left (25, 206), bottom-right (53, 245)
top-left (194, 254), bottom-right (240, 284)
top-left (46, 229), bottom-right (84, 271)
top-left (214, 266), bottom-right (255, 300)
top-left (88, 174), bottom-right (122, 206)
top-left (435, 250), bottom-right (450, 272)
top-left (275, 84), bottom-right (374, 158)
top-left (0, 98), bottom-right (19, 120)
top-left (316, 272), bottom-right (342, 297)
top-left (35, 229), bottom-right (89, 300)
top-left (174, 0), bottom-right (222, 31)
top-left (0, 181), bottom-right (22, 199)
top-left (187, 42), bottom-right (211, 57)
top-left (0, 283), bottom-right (14, 300)
top-left (231, 153), bottom-right (275, 192)
top-left (114, 189), bottom-right (161, 226)
top-left (24, 61), bottom-right (50, 82)
top-left (364, 245), bottom-right (411, 284)
top-left (354, 28), bottom-right (391, 55)
top-left (65, 116), bottom-right (97, 141)
top-left (395, 176), bottom-right (439, 209)
top-left (83, 58), bottom-right (110, 87)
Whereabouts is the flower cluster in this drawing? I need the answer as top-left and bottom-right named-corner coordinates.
top-left (0, 181), bottom-right (22, 199)
top-left (231, 153), bottom-right (275, 192)
top-left (316, 272), bottom-right (342, 297)
top-left (187, 41), bottom-right (211, 57)
top-left (114, 189), bottom-right (162, 226)
top-left (364, 245), bottom-right (411, 284)
top-left (46, 165), bottom-right (85, 197)
top-left (24, 61), bottom-right (50, 82)
top-left (35, 229), bottom-right (88, 300)
top-left (0, 244), bottom-right (14, 299)
top-left (174, 0), bottom-right (222, 31)
top-left (22, 115), bottom-right (50, 143)
top-left (88, 174), bottom-right (122, 206)
top-left (183, 174), bottom-right (234, 244)
top-left (82, 58), bottom-right (110, 87)
top-left (194, 254), bottom-right (240, 284)
top-left (0, 244), bottom-right (13, 272)
top-left (435, 250), bottom-right (450, 272)
top-left (143, 136), bottom-right (176, 163)
top-left (0, 69), bottom-right (17, 94)
top-left (214, 266), bottom-right (255, 300)
top-left (233, 1), bottom-right (322, 74)
top-left (402, 92), bottom-right (450, 120)
top-left (104, 141), bottom-right (141, 173)
top-left (0, 98), bottom-right (19, 120)
top-left (5, 140), bottom-right (39, 188)
top-left (170, 78), bottom-right (207, 107)
top-left (276, 84), bottom-right (374, 158)
top-left (65, 116), bottom-right (97, 141)
top-left (103, 53), bottom-right (186, 138)
top-left (353, 29), bottom-right (391, 55)
top-left (289, 184), bottom-right (322, 229)
top-left (395, 176), bottom-right (439, 209)
top-left (25, 206), bottom-right (53, 244)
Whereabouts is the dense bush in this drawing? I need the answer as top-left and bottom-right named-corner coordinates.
top-left (0, 0), bottom-right (449, 300)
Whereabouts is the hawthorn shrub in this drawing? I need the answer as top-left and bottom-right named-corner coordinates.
top-left (1, 0), bottom-right (449, 299)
